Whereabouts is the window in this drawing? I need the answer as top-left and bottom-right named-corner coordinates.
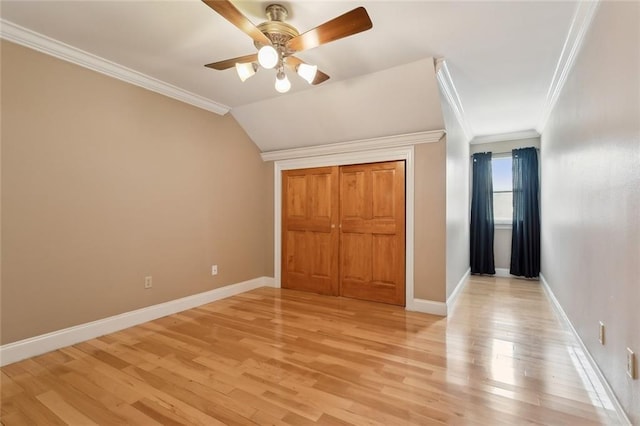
top-left (492, 156), bottom-right (512, 224)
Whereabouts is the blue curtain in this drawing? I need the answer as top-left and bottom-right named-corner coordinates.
top-left (510, 147), bottom-right (540, 278)
top-left (470, 152), bottom-right (495, 275)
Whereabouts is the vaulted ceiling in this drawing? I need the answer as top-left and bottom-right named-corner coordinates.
top-left (0, 1), bottom-right (580, 151)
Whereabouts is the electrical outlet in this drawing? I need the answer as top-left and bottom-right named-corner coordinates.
top-left (627, 348), bottom-right (636, 379)
top-left (144, 276), bottom-right (152, 289)
top-left (211, 265), bottom-right (218, 276)
top-left (599, 321), bottom-right (605, 345)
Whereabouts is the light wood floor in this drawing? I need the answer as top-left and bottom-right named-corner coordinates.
top-left (1, 276), bottom-right (621, 425)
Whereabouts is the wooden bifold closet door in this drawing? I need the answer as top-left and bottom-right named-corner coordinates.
top-left (282, 161), bottom-right (405, 306)
top-left (281, 166), bottom-right (340, 296)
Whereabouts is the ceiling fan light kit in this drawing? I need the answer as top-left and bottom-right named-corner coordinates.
top-left (275, 70), bottom-right (292, 93)
top-left (235, 62), bottom-right (258, 82)
top-left (202, 1), bottom-right (372, 93)
top-left (257, 45), bottom-right (278, 69)
top-left (296, 63), bottom-right (318, 85)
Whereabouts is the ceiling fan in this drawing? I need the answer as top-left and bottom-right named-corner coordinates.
top-left (202, 1), bottom-right (373, 93)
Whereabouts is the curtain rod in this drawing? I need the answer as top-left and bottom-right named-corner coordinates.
top-left (469, 146), bottom-right (539, 157)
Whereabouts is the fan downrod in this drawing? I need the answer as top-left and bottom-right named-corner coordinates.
top-left (266, 4), bottom-right (287, 22)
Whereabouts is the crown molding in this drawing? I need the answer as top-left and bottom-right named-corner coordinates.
top-left (0, 19), bottom-right (231, 116)
top-left (470, 129), bottom-right (540, 145)
top-left (260, 130), bottom-right (445, 162)
top-left (536, 1), bottom-right (600, 133)
top-left (435, 59), bottom-right (473, 143)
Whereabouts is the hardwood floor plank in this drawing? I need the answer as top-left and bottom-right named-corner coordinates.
top-left (1, 392), bottom-right (66, 425)
top-left (0, 410), bottom-right (33, 426)
top-left (36, 390), bottom-right (99, 426)
top-left (0, 277), bottom-right (622, 425)
top-left (0, 374), bottom-right (22, 401)
top-left (131, 398), bottom-right (193, 426)
top-left (227, 388), bottom-right (290, 420)
top-left (318, 407), bottom-right (388, 426)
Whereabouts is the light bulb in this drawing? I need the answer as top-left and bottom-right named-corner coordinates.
top-left (257, 45), bottom-right (278, 69)
top-left (235, 62), bottom-right (257, 82)
top-left (275, 72), bottom-right (291, 93)
top-left (297, 63), bottom-right (317, 84)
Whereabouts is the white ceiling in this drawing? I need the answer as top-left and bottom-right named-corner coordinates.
top-left (233, 57), bottom-right (446, 151)
top-left (0, 1), bottom-right (578, 150)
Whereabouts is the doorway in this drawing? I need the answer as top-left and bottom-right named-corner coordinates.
top-left (281, 161), bottom-right (406, 306)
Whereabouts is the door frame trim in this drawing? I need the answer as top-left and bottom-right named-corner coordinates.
top-left (273, 146), bottom-right (416, 308)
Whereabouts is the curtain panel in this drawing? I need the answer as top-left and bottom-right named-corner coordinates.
top-left (510, 147), bottom-right (540, 278)
top-left (470, 152), bottom-right (496, 275)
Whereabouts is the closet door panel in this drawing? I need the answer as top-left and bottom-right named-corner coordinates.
top-left (340, 161), bottom-right (405, 306)
top-left (282, 167), bottom-right (339, 295)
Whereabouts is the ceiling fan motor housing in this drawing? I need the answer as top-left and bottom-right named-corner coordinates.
top-left (254, 4), bottom-right (299, 53)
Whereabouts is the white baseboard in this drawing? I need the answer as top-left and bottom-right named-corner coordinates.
top-left (494, 268), bottom-right (512, 277)
top-left (446, 268), bottom-right (471, 312)
top-left (406, 298), bottom-right (447, 316)
top-left (0, 276), bottom-right (275, 367)
top-left (540, 273), bottom-right (631, 425)
top-left (406, 267), bottom-right (471, 317)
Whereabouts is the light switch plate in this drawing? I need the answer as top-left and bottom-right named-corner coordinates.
top-left (598, 321), bottom-right (605, 345)
top-left (627, 348), bottom-right (636, 379)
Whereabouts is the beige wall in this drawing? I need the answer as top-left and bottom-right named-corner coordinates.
top-left (439, 93), bottom-right (470, 299)
top-left (540, 2), bottom-right (639, 423)
top-left (414, 141), bottom-right (446, 302)
top-left (1, 41), bottom-right (274, 344)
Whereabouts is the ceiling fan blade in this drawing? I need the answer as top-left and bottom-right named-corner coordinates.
top-left (310, 69), bottom-right (330, 85)
top-left (287, 7), bottom-right (372, 52)
top-left (202, 0), bottom-right (271, 46)
top-left (286, 56), bottom-right (330, 85)
top-left (205, 53), bottom-right (258, 70)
